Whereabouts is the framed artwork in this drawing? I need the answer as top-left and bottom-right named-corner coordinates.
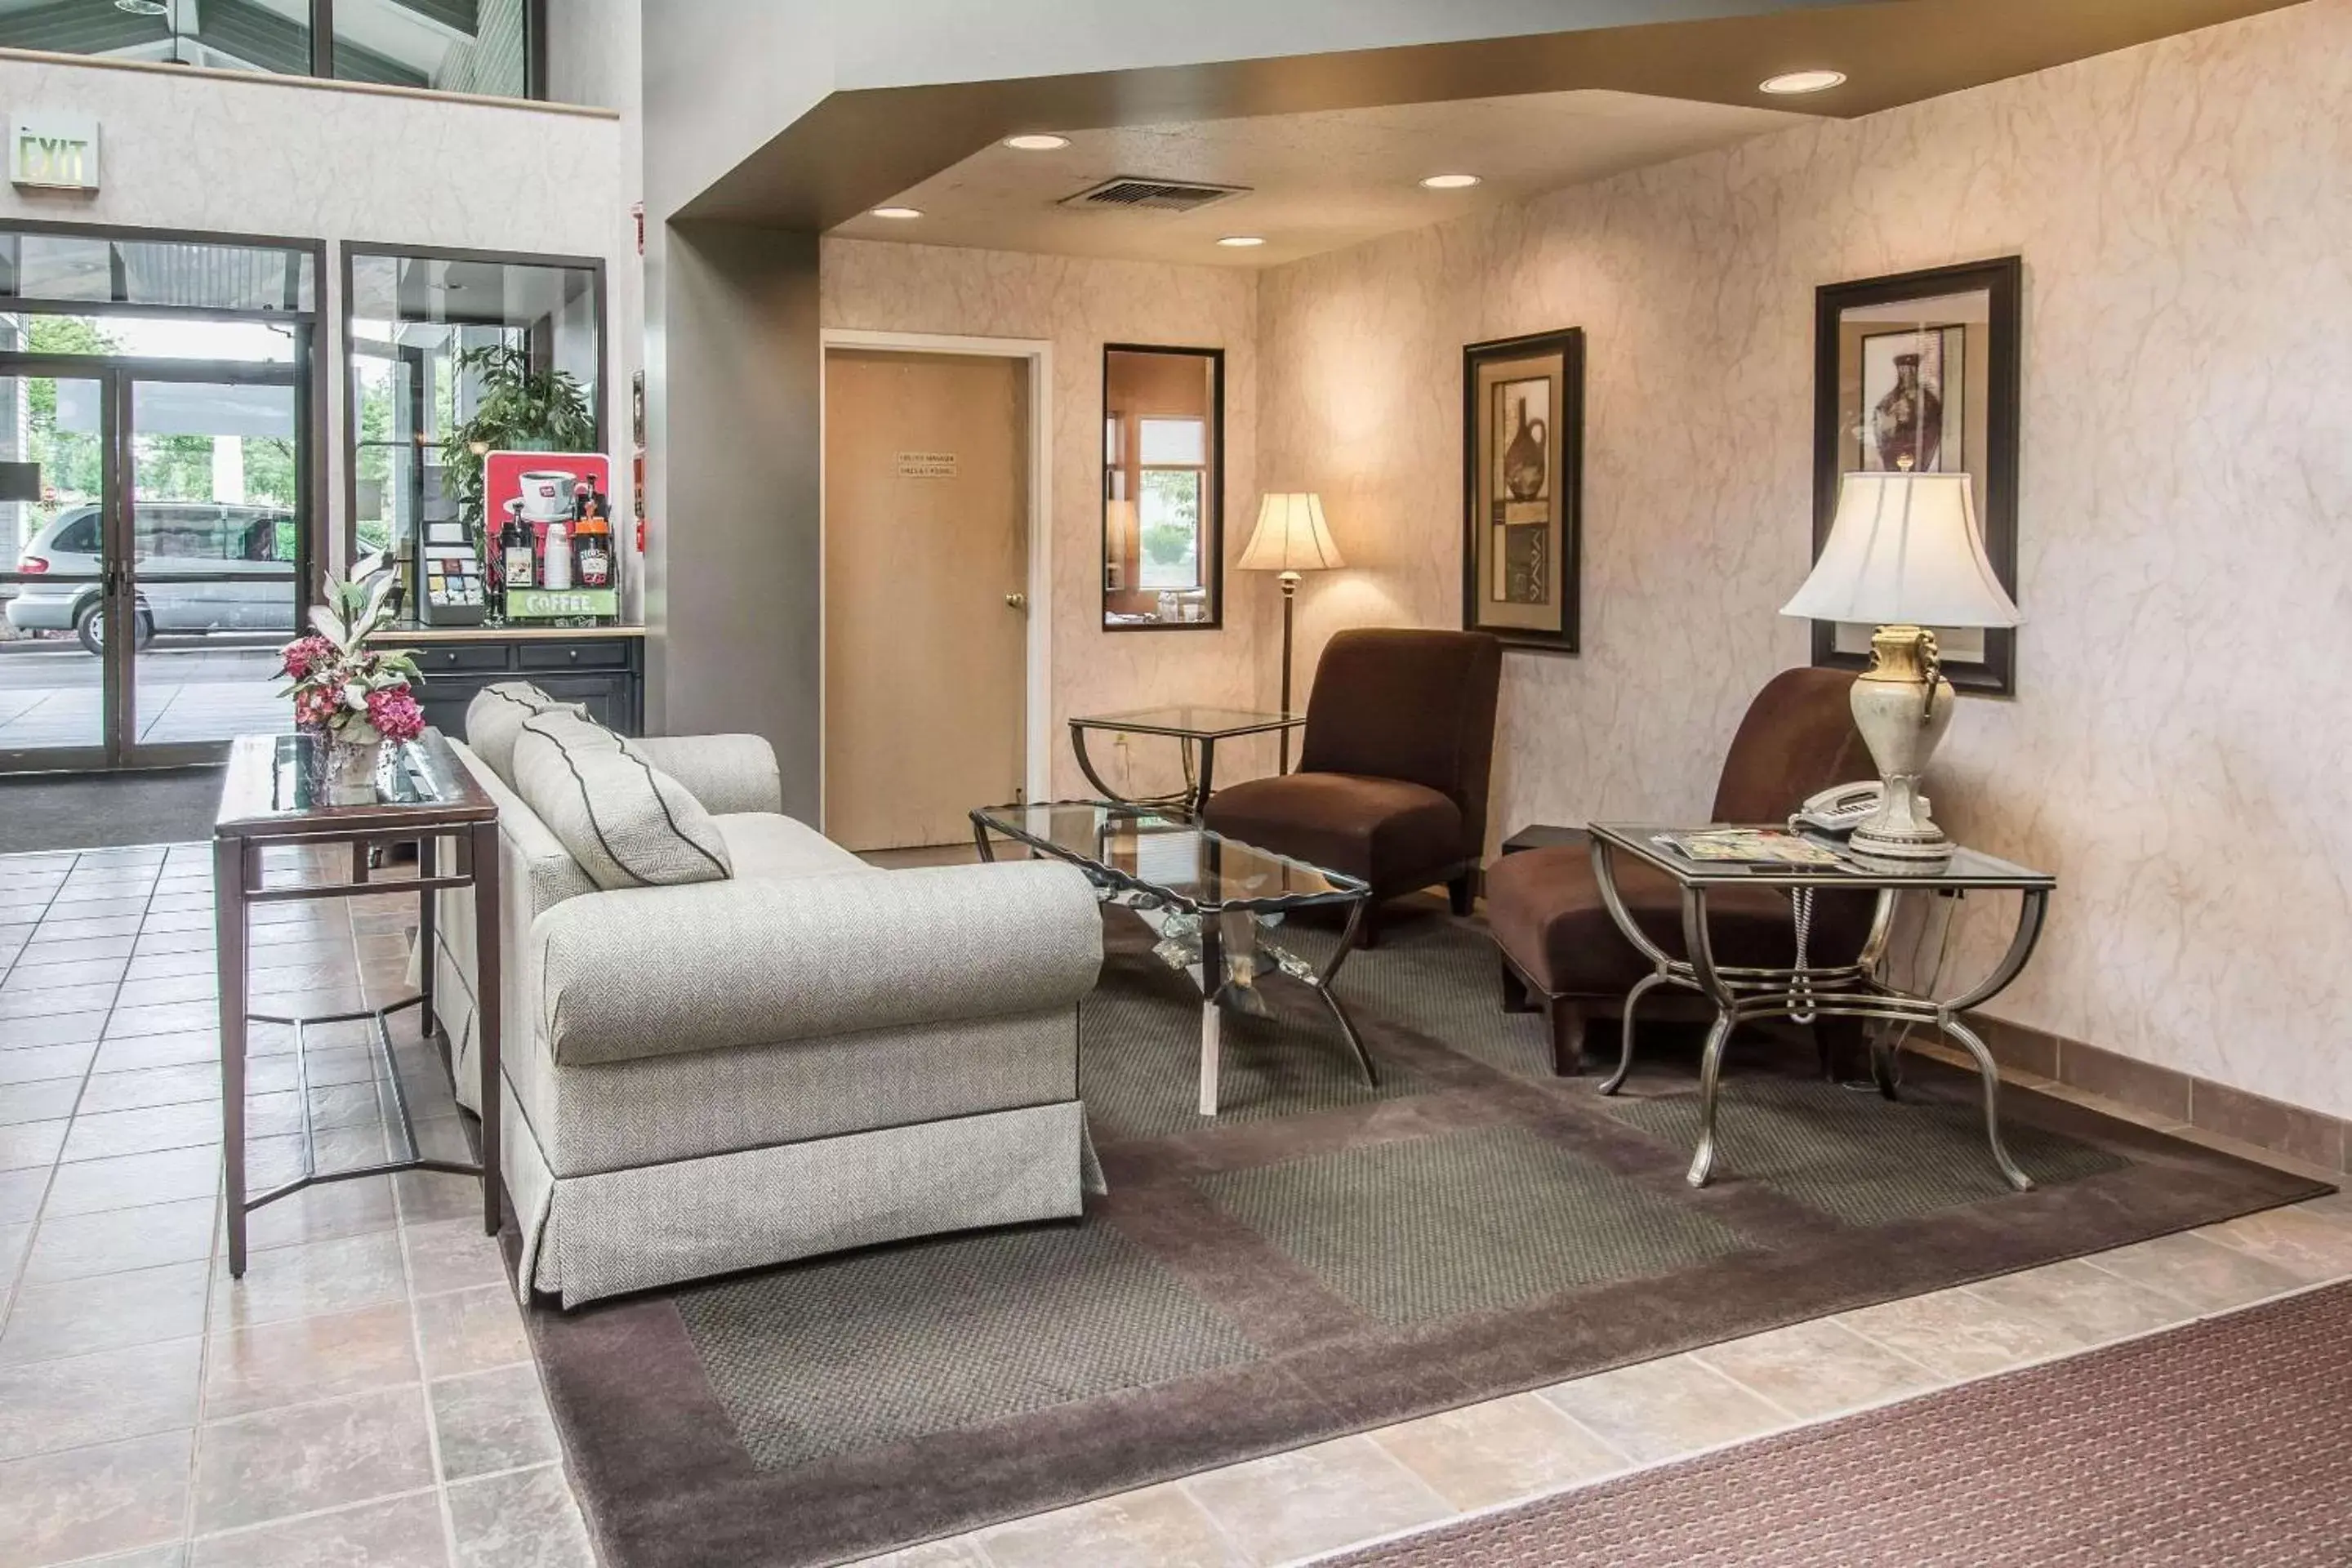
top-left (1812, 257), bottom-right (2022, 693)
top-left (1463, 327), bottom-right (1584, 652)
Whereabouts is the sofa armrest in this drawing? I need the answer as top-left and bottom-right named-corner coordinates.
top-left (535, 859), bottom-right (1103, 1066)
top-left (628, 733), bottom-right (783, 816)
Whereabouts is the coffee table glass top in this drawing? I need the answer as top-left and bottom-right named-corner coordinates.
top-left (973, 800), bottom-right (1365, 912)
top-left (1067, 706), bottom-right (1304, 739)
top-left (1590, 823), bottom-right (2055, 890)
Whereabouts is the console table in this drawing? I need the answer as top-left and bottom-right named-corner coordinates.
top-left (1587, 823), bottom-right (2056, 1192)
top-left (213, 731), bottom-right (501, 1277)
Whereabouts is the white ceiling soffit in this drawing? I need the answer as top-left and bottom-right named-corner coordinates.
top-left (828, 88), bottom-right (1816, 267)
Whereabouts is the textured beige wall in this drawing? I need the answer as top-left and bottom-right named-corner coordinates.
top-left (1255, 0), bottom-right (2352, 1116)
top-left (820, 238), bottom-right (1274, 799)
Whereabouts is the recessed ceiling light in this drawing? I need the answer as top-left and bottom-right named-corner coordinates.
top-left (1003, 133), bottom-right (1071, 151)
top-left (1419, 173), bottom-right (1482, 190)
top-left (1216, 235), bottom-right (1266, 248)
top-left (869, 206), bottom-right (924, 220)
top-left (114, 0), bottom-right (169, 14)
top-left (1760, 69), bottom-right (1846, 95)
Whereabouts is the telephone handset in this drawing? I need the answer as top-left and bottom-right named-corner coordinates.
top-left (1790, 781), bottom-right (1919, 838)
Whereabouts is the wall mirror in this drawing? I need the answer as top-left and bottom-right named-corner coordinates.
top-left (1102, 344), bottom-right (1223, 630)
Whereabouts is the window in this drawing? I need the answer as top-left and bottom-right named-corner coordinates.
top-left (0, 0), bottom-right (539, 100)
top-left (1102, 346), bottom-right (1223, 630)
top-left (344, 245), bottom-right (603, 566)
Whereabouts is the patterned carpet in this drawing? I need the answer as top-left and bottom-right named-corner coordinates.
top-left (1333, 1281), bottom-right (2352, 1567)
top-left (528, 901), bottom-right (2329, 1568)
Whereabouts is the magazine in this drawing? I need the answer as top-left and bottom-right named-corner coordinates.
top-left (1650, 828), bottom-right (1844, 867)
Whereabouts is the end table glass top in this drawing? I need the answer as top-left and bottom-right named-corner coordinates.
top-left (1067, 706), bottom-right (1304, 739)
top-left (1591, 822), bottom-right (2054, 889)
top-left (973, 800), bottom-right (1365, 911)
top-left (216, 729), bottom-right (492, 831)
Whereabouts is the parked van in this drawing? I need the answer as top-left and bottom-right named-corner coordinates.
top-left (6, 502), bottom-right (297, 653)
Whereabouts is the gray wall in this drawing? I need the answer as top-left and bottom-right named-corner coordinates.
top-left (642, 223), bottom-right (822, 816)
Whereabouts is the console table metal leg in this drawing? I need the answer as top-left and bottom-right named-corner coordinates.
top-left (1940, 1013), bottom-right (2034, 1192)
top-left (1197, 916), bottom-right (1223, 1116)
top-left (1601, 969), bottom-right (1669, 1096)
top-left (470, 821), bottom-right (503, 1235)
top-left (215, 835), bottom-right (249, 1279)
top-left (1687, 1012), bottom-right (1735, 1188)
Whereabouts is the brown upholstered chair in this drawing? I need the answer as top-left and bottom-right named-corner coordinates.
top-left (1483, 666), bottom-right (1878, 1075)
top-left (1205, 628), bottom-right (1502, 942)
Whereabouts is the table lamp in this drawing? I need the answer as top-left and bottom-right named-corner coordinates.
top-left (1238, 492), bottom-right (1343, 772)
top-left (1780, 470), bottom-right (2021, 862)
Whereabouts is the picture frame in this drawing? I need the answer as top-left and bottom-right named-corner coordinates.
top-left (1812, 257), bottom-right (2022, 694)
top-left (1100, 342), bottom-right (1226, 632)
top-left (1462, 327), bottom-right (1584, 652)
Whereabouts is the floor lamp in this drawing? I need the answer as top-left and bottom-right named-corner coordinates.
top-left (1238, 492), bottom-right (1344, 773)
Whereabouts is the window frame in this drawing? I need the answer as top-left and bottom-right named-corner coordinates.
top-left (338, 239), bottom-right (608, 570)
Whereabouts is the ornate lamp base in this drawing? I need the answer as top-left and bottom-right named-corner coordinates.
top-left (1849, 624), bottom-right (1956, 863)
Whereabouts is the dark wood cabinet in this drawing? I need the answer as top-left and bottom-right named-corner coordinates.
top-left (396, 631), bottom-right (644, 738)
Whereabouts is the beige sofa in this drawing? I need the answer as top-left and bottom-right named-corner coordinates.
top-left (421, 708), bottom-right (1105, 1307)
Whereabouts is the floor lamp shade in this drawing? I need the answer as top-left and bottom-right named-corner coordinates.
top-left (1238, 492), bottom-right (1344, 574)
top-left (1241, 493), bottom-right (1343, 773)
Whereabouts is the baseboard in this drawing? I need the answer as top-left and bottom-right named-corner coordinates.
top-left (1967, 1013), bottom-right (2348, 1177)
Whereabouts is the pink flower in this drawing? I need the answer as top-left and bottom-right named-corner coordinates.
top-left (364, 686), bottom-right (425, 743)
top-left (278, 635), bottom-right (336, 680)
top-left (293, 684), bottom-right (340, 729)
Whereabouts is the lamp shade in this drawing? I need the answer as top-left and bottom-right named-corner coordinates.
top-left (1781, 471), bottom-right (2021, 628)
top-left (1238, 492), bottom-right (1343, 573)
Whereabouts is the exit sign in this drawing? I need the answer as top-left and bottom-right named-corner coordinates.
top-left (10, 114), bottom-right (99, 190)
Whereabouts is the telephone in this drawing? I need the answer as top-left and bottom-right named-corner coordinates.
top-left (1790, 781), bottom-right (1916, 838)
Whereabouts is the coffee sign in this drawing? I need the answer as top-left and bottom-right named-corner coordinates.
top-left (10, 114), bottom-right (100, 191)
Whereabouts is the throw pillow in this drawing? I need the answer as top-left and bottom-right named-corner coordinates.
top-left (510, 710), bottom-right (734, 889)
top-left (465, 681), bottom-right (583, 786)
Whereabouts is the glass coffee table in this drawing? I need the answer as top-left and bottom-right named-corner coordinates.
top-left (972, 800), bottom-right (1372, 1116)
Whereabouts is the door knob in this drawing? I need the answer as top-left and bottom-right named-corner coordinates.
top-left (1004, 592), bottom-right (1027, 611)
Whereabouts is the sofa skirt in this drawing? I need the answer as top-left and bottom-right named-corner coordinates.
top-left (502, 1077), bottom-right (1099, 1308)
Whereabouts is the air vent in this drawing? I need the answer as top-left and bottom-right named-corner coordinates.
top-left (1061, 176), bottom-right (1250, 214)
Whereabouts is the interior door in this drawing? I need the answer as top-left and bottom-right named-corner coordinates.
top-left (124, 374), bottom-right (302, 757)
top-left (823, 350), bottom-right (1028, 851)
top-left (0, 369), bottom-right (113, 771)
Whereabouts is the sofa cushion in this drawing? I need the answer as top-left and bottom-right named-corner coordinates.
top-left (1205, 772), bottom-right (1464, 893)
top-left (510, 711), bottom-right (734, 890)
top-left (710, 813), bottom-right (876, 883)
top-left (465, 681), bottom-right (583, 786)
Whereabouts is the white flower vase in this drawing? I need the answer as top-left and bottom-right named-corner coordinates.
top-left (324, 723), bottom-right (385, 805)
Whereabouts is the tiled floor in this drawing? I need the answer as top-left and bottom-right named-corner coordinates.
top-left (2, 843), bottom-right (2345, 1568)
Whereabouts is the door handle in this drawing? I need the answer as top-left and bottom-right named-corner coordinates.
top-left (1004, 593), bottom-right (1027, 611)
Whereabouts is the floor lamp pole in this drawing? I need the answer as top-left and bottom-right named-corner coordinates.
top-left (1277, 571), bottom-right (1300, 773)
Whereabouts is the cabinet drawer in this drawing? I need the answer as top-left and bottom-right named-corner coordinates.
top-left (519, 641), bottom-right (633, 670)
top-left (411, 644), bottom-right (514, 673)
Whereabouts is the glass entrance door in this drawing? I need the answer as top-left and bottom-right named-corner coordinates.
top-left (0, 370), bottom-right (112, 768)
top-left (126, 376), bottom-right (302, 751)
top-left (0, 364), bottom-right (305, 769)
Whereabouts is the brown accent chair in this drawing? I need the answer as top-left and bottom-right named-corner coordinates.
top-left (1205, 628), bottom-right (1502, 943)
top-left (1483, 666), bottom-right (1878, 1075)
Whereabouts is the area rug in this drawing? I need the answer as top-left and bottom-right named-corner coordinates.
top-left (524, 902), bottom-right (2330, 1568)
top-left (1331, 1280), bottom-right (2352, 1566)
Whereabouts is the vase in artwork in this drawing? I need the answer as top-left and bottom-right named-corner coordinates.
top-left (1872, 353), bottom-right (1943, 472)
top-left (323, 724), bottom-right (385, 805)
top-left (1501, 397), bottom-right (1548, 501)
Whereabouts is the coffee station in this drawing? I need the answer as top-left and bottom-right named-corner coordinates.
top-left (383, 448), bottom-right (644, 735)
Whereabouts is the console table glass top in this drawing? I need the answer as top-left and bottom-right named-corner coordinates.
top-left (1063, 708), bottom-right (1307, 817)
top-left (1588, 823), bottom-right (2055, 891)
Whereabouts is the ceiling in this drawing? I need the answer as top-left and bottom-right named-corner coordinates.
top-left (828, 90), bottom-right (1815, 268)
top-left (688, 0), bottom-right (2307, 231)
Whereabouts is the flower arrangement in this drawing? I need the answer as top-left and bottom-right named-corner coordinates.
top-left (278, 554), bottom-right (425, 778)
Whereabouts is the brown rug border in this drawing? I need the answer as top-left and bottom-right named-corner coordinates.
top-left (1328, 1279), bottom-right (2352, 1567)
top-left (523, 916), bottom-right (2334, 1568)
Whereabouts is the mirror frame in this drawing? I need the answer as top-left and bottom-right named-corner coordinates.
top-left (1101, 342), bottom-right (1224, 633)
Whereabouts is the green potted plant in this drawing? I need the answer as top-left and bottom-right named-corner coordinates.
top-left (443, 341), bottom-right (596, 546)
